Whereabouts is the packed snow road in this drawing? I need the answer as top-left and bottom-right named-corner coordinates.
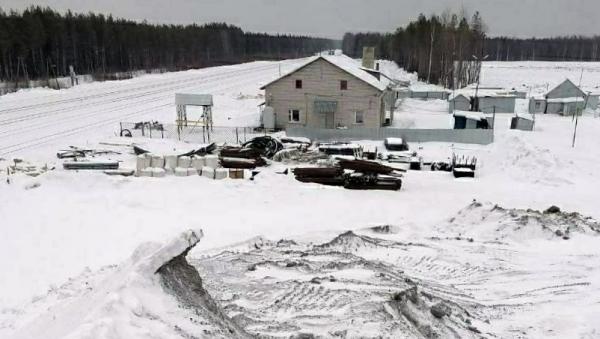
top-left (0, 58), bottom-right (305, 160)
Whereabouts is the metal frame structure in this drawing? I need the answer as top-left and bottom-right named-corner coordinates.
top-left (175, 93), bottom-right (213, 140)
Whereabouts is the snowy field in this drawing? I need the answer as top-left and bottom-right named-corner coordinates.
top-left (481, 61), bottom-right (600, 95)
top-left (1, 60), bottom-right (600, 338)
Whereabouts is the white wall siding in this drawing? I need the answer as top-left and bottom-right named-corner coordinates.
top-left (265, 59), bottom-right (384, 129)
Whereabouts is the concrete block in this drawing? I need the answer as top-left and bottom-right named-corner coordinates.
top-left (178, 156), bottom-right (191, 168)
top-left (140, 167), bottom-right (153, 177)
top-left (214, 168), bottom-right (228, 180)
top-left (152, 168), bottom-right (166, 178)
top-left (191, 156), bottom-right (206, 170)
top-left (165, 155), bottom-right (178, 169)
top-left (204, 155), bottom-right (218, 168)
top-left (174, 167), bottom-right (188, 177)
top-left (187, 168), bottom-right (199, 176)
top-left (202, 166), bottom-right (215, 179)
top-left (151, 155), bottom-right (165, 168)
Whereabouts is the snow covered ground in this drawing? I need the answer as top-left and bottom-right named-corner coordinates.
top-left (1, 59), bottom-right (600, 338)
top-left (481, 61), bottom-right (600, 95)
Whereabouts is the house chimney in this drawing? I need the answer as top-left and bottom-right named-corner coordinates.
top-left (375, 62), bottom-right (380, 71)
top-left (362, 47), bottom-right (375, 69)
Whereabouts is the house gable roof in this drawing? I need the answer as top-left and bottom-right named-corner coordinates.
top-left (260, 54), bottom-right (387, 92)
top-left (546, 79), bottom-right (586, 99)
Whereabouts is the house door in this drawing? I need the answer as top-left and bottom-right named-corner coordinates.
top-left (319, 112), bottom-right (334, 129)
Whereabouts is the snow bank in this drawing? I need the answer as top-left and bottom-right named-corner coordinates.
top-left (7, 229), bottom-right (249, 339)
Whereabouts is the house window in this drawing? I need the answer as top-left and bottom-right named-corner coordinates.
top-left (355, 111), bottom-right (364, 124)
top-left (288, 109), bottom-right (301, 122)
top-left (535, 102), bottom-right (541, 109)
top-left (295, 79), bottom-right (302, 89)
top-left (340, 80), bottom-right (348, 90)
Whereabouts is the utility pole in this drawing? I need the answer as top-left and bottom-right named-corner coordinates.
top-left (573, 92), bottom-right (590, 148)
top-left (492, 105), bottom-right (496, 143)
top-left (472, 54), bottom-right (489, 111)
top-left (427, 25), bottom-right (435, 83)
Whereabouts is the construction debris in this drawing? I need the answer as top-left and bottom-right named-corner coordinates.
top-left (318, 142), bottom-right (362, 157)
top-left (280, 136), bottom-right (311, 147)
top-left (453, 168), bottom-right (475, 178)
top-left (384, 137), bottom-right (409, 151)
top-left (63, 161), bottom-right (119, 170)
top-left (344, 173), bottom-right (402, 190)
top-left (338, 159), bottom-right (402, 174)
top-left (103, 169), bottom-right (135, 177)
top-left (220, 157), bottom-right (265, 169)
top-left (293, 167), bottom-right (344, 178)
top-left (220, 146), bottom-right (262, 159)
top-left (57, 146), bottom-right (121, 159)
top-left (242, 136), bottom-right (284, 158)
top-left (452, 153), bottom-right (477, 178)
top-left (293, 159), bottom-right (403, 191)
top-left (5, 158), bottom-right (53, 177)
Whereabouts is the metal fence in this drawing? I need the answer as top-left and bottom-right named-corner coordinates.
top-left (286, 126), bottom-right (493, 145)
top-left (119, 122), bottom-right (276, 144)
top-left (120, 122), bottom-right (493, 145)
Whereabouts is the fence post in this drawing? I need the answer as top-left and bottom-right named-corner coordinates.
top-left (141, 124), bottom-right (145, 137)
top-left (202, 126), bottom-right (206, 143)
top-left (235, 127), bottom-right (239, 144)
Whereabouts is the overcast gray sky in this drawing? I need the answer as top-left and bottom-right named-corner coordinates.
top-left (2, 0), bottom-right (599, 39)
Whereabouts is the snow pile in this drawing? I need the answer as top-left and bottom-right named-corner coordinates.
top-left (444, 201), bottom-right (600, 242)
top-left (483, 132), bottom-right (568, 185)
top-left (6, 229), bottom-right (249, 339)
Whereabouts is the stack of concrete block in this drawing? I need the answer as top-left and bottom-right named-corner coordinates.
top-left (135, 152), bottom-right (229, 179)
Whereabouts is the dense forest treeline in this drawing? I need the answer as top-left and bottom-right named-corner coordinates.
top-left (343, 12), bottom-right (600, 88)
top-left (0, 6), bottom-right (336, 82)
top-left (342, 12), bottom-right (487, 89)
top-left (485, 37), bottom-right (600, 62)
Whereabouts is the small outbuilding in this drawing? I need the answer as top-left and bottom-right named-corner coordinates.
top-left (409, 84), bottom-right (450, 100)
top-left (476, 95), bottom-right (517, 114)
top-left (448, 94), bottom-right (471, 113)
top-left (528, 96), bottom-right (547, 114)
top-left (544, 79), bottom-right (587, 115)
top-left (453, 111), bottom-right (493, 129)
top-left (510, 113), bottom-right (535, 131)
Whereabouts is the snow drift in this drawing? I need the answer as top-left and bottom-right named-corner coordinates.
top-left (9, 229), bottom-right (250, 339)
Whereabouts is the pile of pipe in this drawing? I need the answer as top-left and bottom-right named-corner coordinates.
top-left (293, 159), bottom-right (403, 191)
top-left (219, 146), bottom-right (267, 169)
